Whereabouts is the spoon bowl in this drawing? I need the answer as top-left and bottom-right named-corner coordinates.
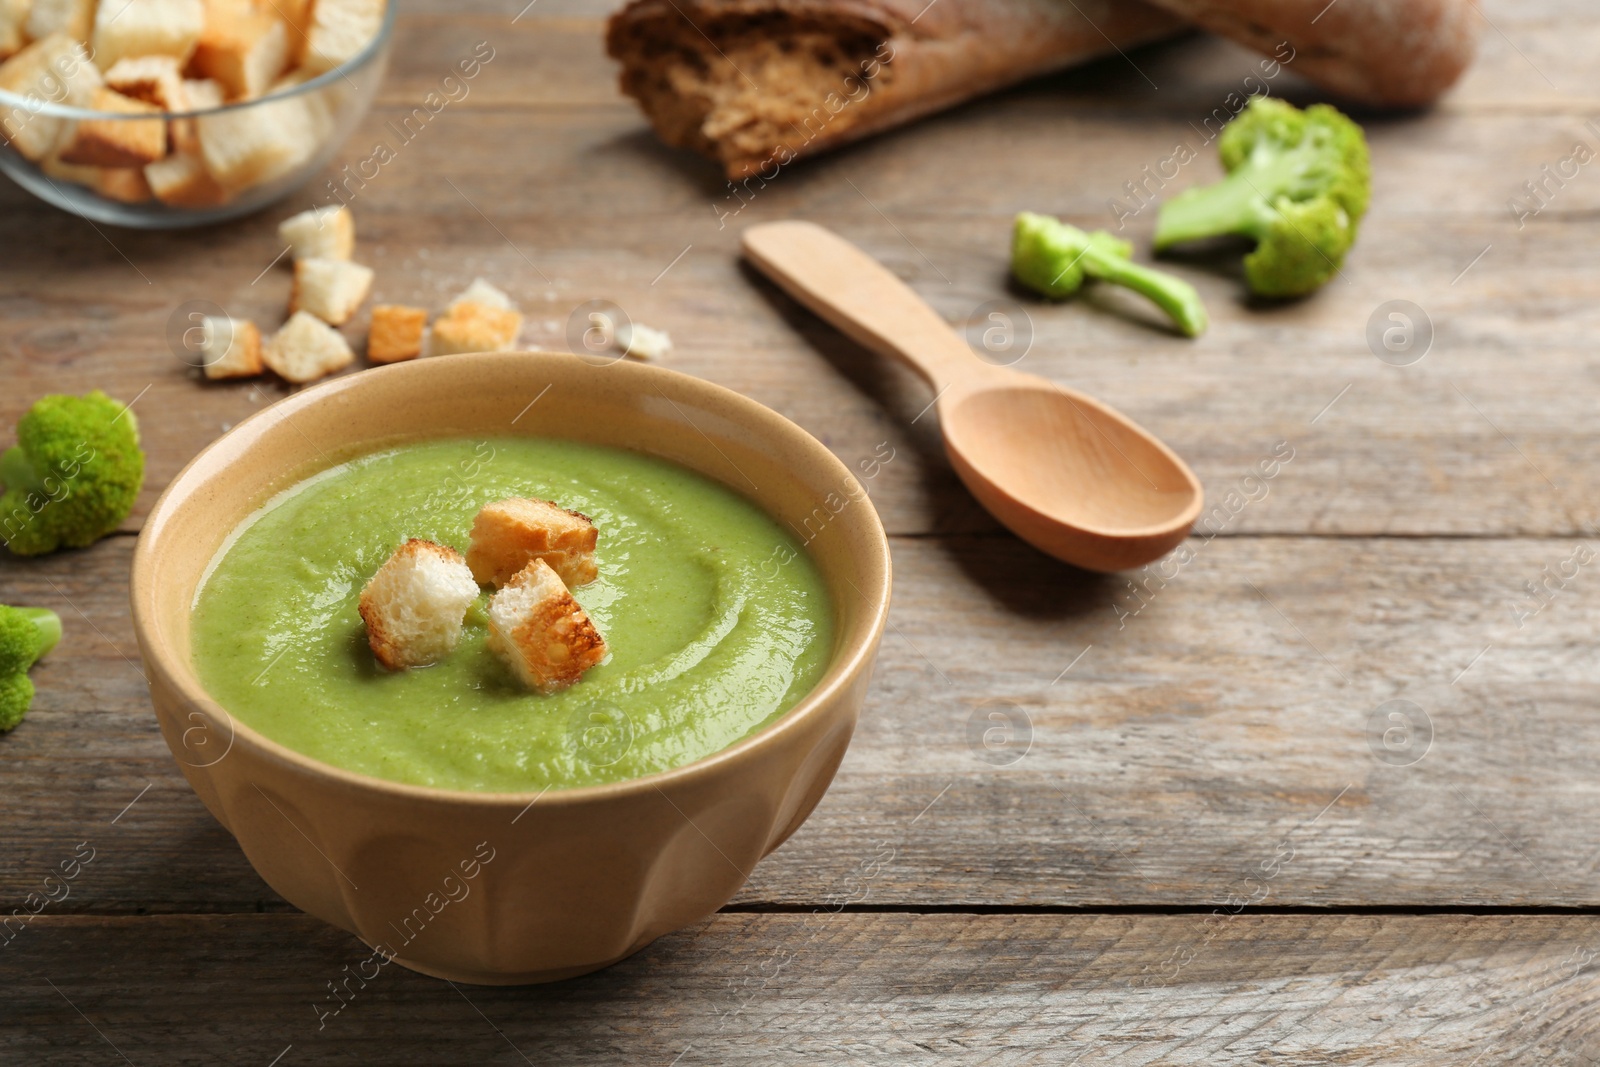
top-left (742, 220), bottom-right (1203, 572)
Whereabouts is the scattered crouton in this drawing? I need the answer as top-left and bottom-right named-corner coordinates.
top-left (359, 538), bottom-right (479, 670)
top-left (91, 0), bottom-right (204, 70)
top-left (486, 558), bottom-right (607, 693)
top-left (195, 92), bottom-right (311, 190)
top-left (263, 309), bottom-right (353, 382)
top-left (367, 304), bottom-right (426, 363)
top-left (468, 497), bottom-right (599, 590)
top-left (278, 203), bottom-right (353, 260)
top-left (0, 0), bottom-right (30, 60)
top-left (0, 34), bottom-right (100, 162)
top-left (190, 2), bottom-right (287, 99)
top-left (301, 0), bottom-right (384, 76)
top-left (145, 149), bottom-right (227, 205)
top-left (104, 55), bottom-right (187, 110)
top-left (617, 321), bottom-right (672, 361)
top-left (449, 277), bottom-right (515, 313)
top-left (24, 0), bottom-right (93, 43)
top-left (95, 166), bottom-right (153, 203)
top-left (428, 301), bottom-right (522, 357)
top-left (57, 88), bottom-right (167, 167)
top-left (198, 315), bottom-right (262, 378)
top-left (290, 256), bottom-right (373, 325)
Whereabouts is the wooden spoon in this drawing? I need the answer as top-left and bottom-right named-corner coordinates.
top-left (742, 220), bottom-right (1203, 573)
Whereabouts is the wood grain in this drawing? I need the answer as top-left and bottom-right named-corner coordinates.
top-left (5, 912), bottom-right (1599, 1064)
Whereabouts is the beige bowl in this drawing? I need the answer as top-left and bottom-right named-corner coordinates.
top-left (129, 351), bottom-right (891, 984)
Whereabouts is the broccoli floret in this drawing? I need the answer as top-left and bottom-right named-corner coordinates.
top-left (0, 391), bottom-right (145, 556)
top-left (1012, 212), bottom-right (1209, 338)
top-left (1153, 96), bottom-right (1371, 298)
top-left (0, 606), bottom-right (61, 732)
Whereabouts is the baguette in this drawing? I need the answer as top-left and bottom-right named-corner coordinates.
top-left (606, 0), bottom-right (1185, 179)
top-left (1138, 0), bottom-right (1478, 108)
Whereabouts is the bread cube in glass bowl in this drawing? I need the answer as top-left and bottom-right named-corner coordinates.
top-left (0, 0), bottom-right (394, 228)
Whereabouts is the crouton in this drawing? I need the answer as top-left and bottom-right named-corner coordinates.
top-left (617, 321), bottom-right (672, 361)
top-left (0, 0), bottom-right (30, 60)
top-left (24, 0), bottom-right (93, 43)
top-left (277, 203), bottom-right (352, 260)
top-left (91, 0), bottom-right (204, 70)
top-left (190, 2), bottom-right (287, 99)
top-left (358, 538), bottom-right (479, 670)
top-left (427, 301), bottom-right (522, 357)
top-left (0, 33), bottom-right (100, 162)
top-left (289, 256), bottom-right (372, 325)
top-left (195, 91), bottom-right (311, 190)
top-left (38, 148), bottom-right (99, 184)
top-left (144, 149), bottom-right (226, 205)
top-left (103, 55), bottom-right (186, 109)
top-left (95, 165), bottom-right (153, 202)
top-left (300, 0), bottom-right (383, 76)
top-left (168, 77), bottom-right (220, 154)
top-left (367, 304), bottom-right (426, 363)
top-left (268, 68), bottom-right (333, 141)
top-left (449, 277), bottom-right (515, 313)
top-left (57, 87), bottom-right (166, 167)
top-left (266, 0), bottom-right (314, 65)
top-left (263, 309), bottom-right (353, 382)
top-left (467, 497), bottom-right (599, 589)
top-left (197, 315), bottom-right (262, 378)
top-left (486, 558), bottom-right (607, 693)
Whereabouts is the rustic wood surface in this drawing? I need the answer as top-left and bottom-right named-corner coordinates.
top-left (5, 0), bottom-right (1600, 1060)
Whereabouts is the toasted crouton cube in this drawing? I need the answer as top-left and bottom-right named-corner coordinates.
top-left (103, 55), bottom-right (186, 109)
top-left (300, 0), bottom-right (383, 76)
top-left (449, 277), bottom-right (515, 313)
top-left (95, 165), bottom-right (152, 202)
top-left (263, 309), bottom-right (353, 382)
top-left (38, 147), bottom-right (99, 183)
top-left (144, 149), bottom-right (226, 205)
top-left (168, 76), bottom-right (220, 153)
top-left (269, 0), bottom-right (314, 64)
top-left (427, 301), bottom-right (522, 357)
top-left (195, 315), bottom-right (261, 378)
top-left (91, 0), bottom-right (204, 70)
top-left (486, 559), bottom-right (607, 693)
top-left (289, 257), bottom-right (372, 325)
top-left (195, 92), bottom-right (311, 190)
top-left (267, 68), bottom-right (334, 140)
top-left (190, 2), bottom-right (287, 99)
top-left (0, 0), bottom-right (30, 60)
top-left (24, 0), bottom-right (93, 42)
top-left (0, 33), bottom-right (100, 161)
top-left (57, 87), bottom-right (166, 166)
top-left (358, 539), bottom-right (479, 670)
top-left (278, 203), bottom-right (352, 260)
top-left (468, 497), bottom-right (599, 589)
top-left (367, 304), bottom-right (426, 363)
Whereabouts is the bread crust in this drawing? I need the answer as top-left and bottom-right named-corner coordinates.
top-left (605, 0), bottom-right (1185, 178)
top-left (467, 497), bottom-right (599, 589)
top-left (486, 558), bottom-right (608, 693)
top-left (1140, 0), bottom-right (1478, 108)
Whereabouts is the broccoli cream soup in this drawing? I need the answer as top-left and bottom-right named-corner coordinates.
top-left (191, 438), bottom-right (835, 791)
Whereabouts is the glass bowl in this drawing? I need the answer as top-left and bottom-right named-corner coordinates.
top-left (0, 3), bottom-right (394, 228)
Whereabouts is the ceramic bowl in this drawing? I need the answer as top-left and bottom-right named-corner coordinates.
top-left (129, 351), bottom-right (891, 984)
top-left (0, 3), bottom-right (394, 228)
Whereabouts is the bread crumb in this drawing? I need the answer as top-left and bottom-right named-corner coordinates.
top-left (367, 304), bottom-right (427, 363)
top-left (278, 204), bottom-right (354, 261)
top-left (290, 256), bottom-right (374, 325)
top-left (199, 316), bottom-right (263, 379)
top-left (263, 310), bottom-right (354, 383)
top-left (427, 300), bottom-right (522, 356)
top-left (617, 321), bottom-right (672, 361)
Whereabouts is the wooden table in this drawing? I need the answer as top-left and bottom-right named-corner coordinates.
top-left (4, 1), bottom-right (1599, 1062)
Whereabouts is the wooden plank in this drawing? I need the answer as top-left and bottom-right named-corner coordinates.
top-left (4, 912), bottom-right (1597, 1064)
top-left (6, 532), bottom-right (1600, 910)
top-left (3, 104), bottom-right (1600, 538)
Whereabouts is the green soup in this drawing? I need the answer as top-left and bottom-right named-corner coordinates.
top-left (190, 438), bottom-right (835, 792)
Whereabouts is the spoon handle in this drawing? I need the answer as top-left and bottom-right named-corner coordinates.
top-left (741, 220), bottom-right (988, 392)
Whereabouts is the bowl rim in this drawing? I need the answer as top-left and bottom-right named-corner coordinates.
top-left (130, 352), bottom-right (893, 808)
top-left (0, 1), bottom-right (397, 121)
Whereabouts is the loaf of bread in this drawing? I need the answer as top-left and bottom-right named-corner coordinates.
top-left (605, 0), bottom-right (1185, 179)
top-left (1138, 0), bottom-right (1478, 108)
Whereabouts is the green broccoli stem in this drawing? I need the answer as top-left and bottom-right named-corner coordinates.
top-left (19, 608), bottom-right (61, 661)
top-left (1079, 244), bottom-right (1210, 339)
top-left (1153, 169), bottom-right (1274, 250)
